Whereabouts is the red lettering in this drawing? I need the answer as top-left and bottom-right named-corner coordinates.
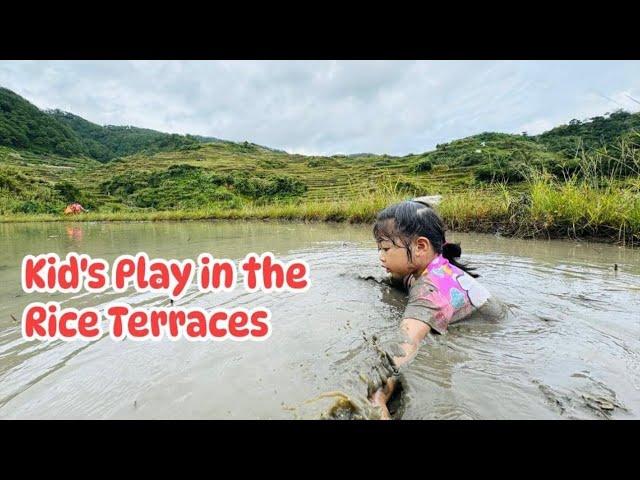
top-left (47, 257), bottom-right (56, 288)
top-left (262, 255), bottom-right (284, 289)
top-left (59, 311), bottom-right (77, 337)
top-left (78, 311), bottom-right (100, 338)
top-left (23, 304), bottom-right (47, 337)
top-left (136, 255), bottom-right (148, 289)
top-left (168, 311), bottom-right (186, 337)
top-left (107, 305), bottom-right (129, 338)
top-left (186, 311), bottom-right (207, 338)
top-left (22, 303), bottom-right (101, 340)
top-left (150, 310), bottom-right (168, 337)
top-left (286, 262), bottom-right (308, 289)
top-left (87, 262), bottom-right (107, 289)
top-left (250, 310), bottom-right (271, 338)
top-left (58, 255), bottom-right (79, 289)
top-left (129, 311), bottom-right (149, 338)
top-left (149, 264), bottom-right (169, 291)
top-left (229, 311), bottom-right (249, 338)
top-left (242, 255), bottom-right (261, 289)
top-left (209, 311), bottom-right (228, 337)
top-left (212, 262), bottom-right (234, 289)
top-left (24, 257), bottom-right (46, 290)
top-left (114, 259), bottom-right (135, 290)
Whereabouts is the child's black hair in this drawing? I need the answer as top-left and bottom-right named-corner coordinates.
top-left (372, 200), bottom-right (479, 278)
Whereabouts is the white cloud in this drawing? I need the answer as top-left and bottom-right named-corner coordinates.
top-left (516, 119), bottom-right (556, 136)
top-left (0, 60), bottom-right (638, 156)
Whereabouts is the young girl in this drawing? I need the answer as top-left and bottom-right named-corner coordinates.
top-left (369, 198), bottom-right (492, 419)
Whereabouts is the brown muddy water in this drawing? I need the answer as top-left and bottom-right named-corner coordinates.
top-left (0, 221), bottom-right (639, 419)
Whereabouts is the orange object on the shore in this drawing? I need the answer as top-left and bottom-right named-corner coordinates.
top-left (64, 203), bottom-right (87, 215)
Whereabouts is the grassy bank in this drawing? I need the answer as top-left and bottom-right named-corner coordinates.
top-left (3, 178), bottom-right (638, 245)
top-left (0, 190), bottom-right (405, 224)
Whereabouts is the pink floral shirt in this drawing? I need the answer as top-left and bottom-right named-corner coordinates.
top-left (403, 254), bottom-right (491, 334)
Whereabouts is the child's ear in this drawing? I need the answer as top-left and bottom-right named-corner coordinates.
top-left (415, 236), bottom-right (431, 255)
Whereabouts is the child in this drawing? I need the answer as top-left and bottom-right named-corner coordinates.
top-left (369, 198), bottom-right (492, 419)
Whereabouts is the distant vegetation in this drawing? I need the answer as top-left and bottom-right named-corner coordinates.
top-left (0, 88), bottom-right (86, 156)
top-left (100, 164), bottom-right (307, 210)
top-left (49, 110), bottom-right (201, 161)
top-left (538, 110), bottom-right (640, 157)
top-left (0, 87), bottom-right (207, 162)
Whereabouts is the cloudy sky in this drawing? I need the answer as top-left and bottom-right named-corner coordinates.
top-left (1, 60), bottom-right (638, 156)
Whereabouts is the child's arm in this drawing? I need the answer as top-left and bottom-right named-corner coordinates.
top-left (370, 318), bottom-right (431, 419)
top-left (391, 317), bottom-right (431, 367)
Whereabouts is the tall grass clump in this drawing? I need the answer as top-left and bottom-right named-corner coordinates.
top-left (525, 138), bottom-right (640, 244)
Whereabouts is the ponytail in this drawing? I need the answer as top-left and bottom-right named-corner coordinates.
top-left (442, 241), bottom-right (479, 278)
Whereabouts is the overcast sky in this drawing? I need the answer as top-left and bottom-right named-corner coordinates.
top-left (1, 60), bottom-right (638, 156)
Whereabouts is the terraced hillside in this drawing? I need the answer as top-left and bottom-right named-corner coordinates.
top-left (73, 144), bottom-right (476, 210)
top-left (3, 122), bottom-right (637, 216)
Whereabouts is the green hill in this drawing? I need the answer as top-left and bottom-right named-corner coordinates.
top-left (538, 110), bottom-right (640, 157)
top-left (0, 87), bottom-right (205, 162)
top-left (0, 87), bottom-right (87, 156)
top-left (48, 110), bottom-right (201, 162)
top-left (414, 132), bottom-right (567, 182)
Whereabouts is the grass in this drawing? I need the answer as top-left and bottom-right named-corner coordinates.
top-left (0, 191), bottom-right (406, 224)
top-left (1, 183), bottom-right (637, 245)
top-left (527, 176), bottom-right (640, 243)
top-left (1, 139), bottom-right (639, 246)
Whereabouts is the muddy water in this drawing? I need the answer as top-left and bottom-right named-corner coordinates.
top-left (0, 221), bottom-right (638, 419)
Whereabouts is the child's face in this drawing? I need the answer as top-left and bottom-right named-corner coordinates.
top-left (377, 239), bottom-right (415, 277)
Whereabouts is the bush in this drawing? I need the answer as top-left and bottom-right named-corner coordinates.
top-left (231, 174), bottom-right (306, 199)
top-left (459, 152), bottom-right (484, 167)
top-left (98, 165), bottom-right (307, 211)
top-left (165, 164), bottom-right (200, 177)
top-left (54, 181), bottom-right (82, 203)
top-left (131, 188), bottom-right (160, 208)
top-left (263, 159), bottom-right (286, 169)
top-left (0, 169), bottom-right (21, 193)
top-left (100, 171), bottom-right (151, 196)
top-left (393, 179), bottom-right (423, 195)
top-left (307, 158), bottom-right (325, 168)
top-left (15, 197), bottom-right (62, 214)
top-left (413, 159), bottom-right (433, 173)
top-left (475, 156), bottom-right (526, 183)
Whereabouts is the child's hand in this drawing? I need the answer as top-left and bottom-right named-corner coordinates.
top-left (369, 377), bottom-right (397, 420)
top-left (370, 390), bottom-right (392, 420)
